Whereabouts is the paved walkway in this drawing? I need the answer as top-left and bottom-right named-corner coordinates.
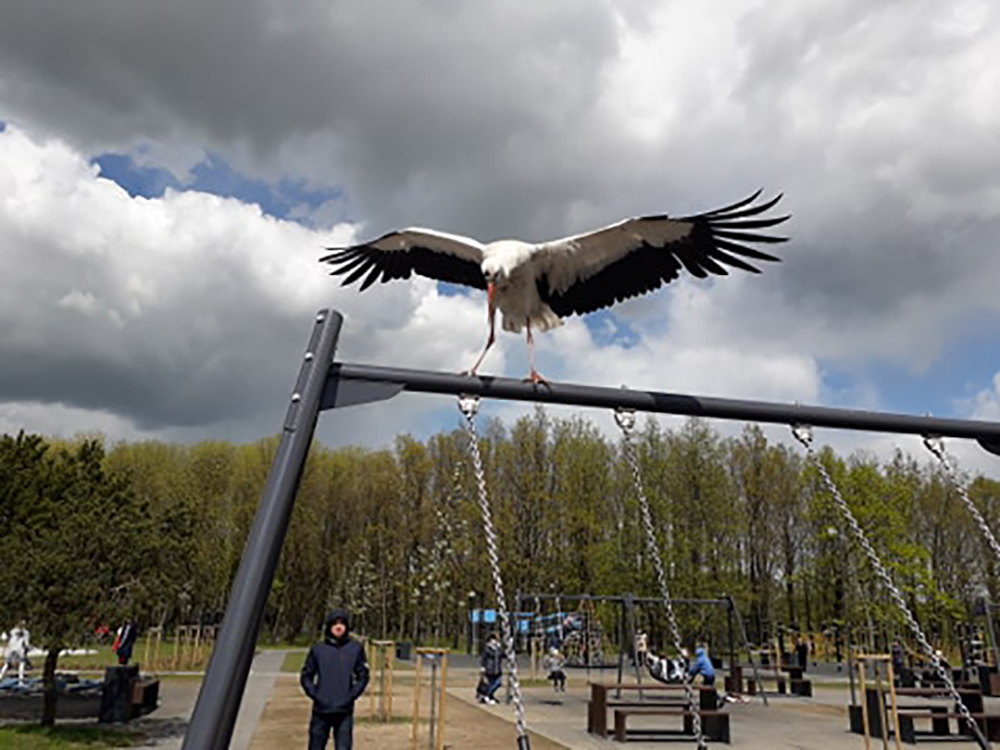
top-left (232, 650), bottom-right (287, 750)
top-left (135, 649), bottom-right (288, 749)
top-left (448, 678), bottom-right (989, 749)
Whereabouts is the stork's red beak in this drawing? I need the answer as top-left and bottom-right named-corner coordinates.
top-left (487, 281), bottom-right (496, 316)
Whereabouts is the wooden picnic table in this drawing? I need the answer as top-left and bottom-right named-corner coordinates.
top-left (587, 682), bottom-right (719, 737)
top-left (728, 663), bottom-right (812, 696)
top-left (893, 686), bottom-right (985, 714)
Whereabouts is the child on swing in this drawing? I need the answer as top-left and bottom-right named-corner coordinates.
top-left (544, 647), bottom-right (566, 692)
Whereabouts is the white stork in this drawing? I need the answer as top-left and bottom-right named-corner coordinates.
top-left (321, 190), bottom-right (789, 382)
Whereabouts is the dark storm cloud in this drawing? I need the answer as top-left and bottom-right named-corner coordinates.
top-left (0, 0), bottom-right (624, 238)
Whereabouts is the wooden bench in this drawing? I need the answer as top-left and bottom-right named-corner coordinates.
top-left (587, 682), bottom-right (719, 736)
top-left (131, 678), bottom-right (159, 718)
top-left (728, 663), bottom-right (811, 697)
top-left (613, 707), bottom-right (730, 743)
top-left (895, 709), bottom-right (1000, 744)
top-left (745, 675), bottom-right (812, 697)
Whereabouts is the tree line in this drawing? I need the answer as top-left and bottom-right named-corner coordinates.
top-left (4, 410), bottom-right (1000, 681)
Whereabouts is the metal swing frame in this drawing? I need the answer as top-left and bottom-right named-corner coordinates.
top-left (182, 309), bottom-right (1000, 749)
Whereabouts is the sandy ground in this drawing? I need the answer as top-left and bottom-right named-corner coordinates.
top-left (249, 672), bottom-right (565, 749)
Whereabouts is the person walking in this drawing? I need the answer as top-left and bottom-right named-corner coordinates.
top-left (479, 631), bottom-right (504, 705)
top-left (300, 609), bottom-right (369, 750)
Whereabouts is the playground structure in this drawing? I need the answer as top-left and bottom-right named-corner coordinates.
top-left (514, 593), bottom-right (759, 689)
top-left (367, 639), bottom-right (395, 722)
top-left (410, 647), bottom-right (449, 750)
top-left (181, 309), bottom-right (1000, 750)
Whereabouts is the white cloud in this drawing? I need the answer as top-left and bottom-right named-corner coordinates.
top-left (1, 2), bottom-right (1000, 481)
top-left (0, 126), bottom-right (493, 443)
top-left (971, 373), bottom-right (1000, 422)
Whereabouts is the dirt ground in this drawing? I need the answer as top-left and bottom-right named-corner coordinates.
top-left (249, 673), bottom-right (565, 750)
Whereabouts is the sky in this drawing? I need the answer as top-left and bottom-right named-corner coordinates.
top-left (1, 0), bottom-right (999, 478)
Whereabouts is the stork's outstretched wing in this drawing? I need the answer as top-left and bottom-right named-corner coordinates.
top-left (320, 228), bottom-right (487, 291)
top-left (533, 191), bottom-right (790, 316)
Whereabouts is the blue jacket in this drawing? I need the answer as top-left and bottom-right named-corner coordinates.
top-left (300, 609), bottom-right (370, 714)
top-left (688, 647), bottom-right (715, 679)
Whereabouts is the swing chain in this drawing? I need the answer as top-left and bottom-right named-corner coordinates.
top-left (459, 396), bottom-right (531, 749)
top-left (791, 425), bottom-right (990, 750)
top-left (615, 407), bottom-right (707, 750)
top-left (923, 436), bottom-right (1000, 566)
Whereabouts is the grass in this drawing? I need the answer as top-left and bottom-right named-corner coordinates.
top-left (281, 651), bottom-right (307, 673)
top-left (0, 725), bottom-right (141, 749)
top-left (55, 636), bottom-right (213, 673)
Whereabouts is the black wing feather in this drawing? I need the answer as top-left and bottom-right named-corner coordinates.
top-left (320, 232), bottom-right (486, 291)
top-left (539, 191), bottom-right (789, 317)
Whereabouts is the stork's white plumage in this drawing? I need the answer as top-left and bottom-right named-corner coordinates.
top-left (321, 191), bottom-right (790, 381)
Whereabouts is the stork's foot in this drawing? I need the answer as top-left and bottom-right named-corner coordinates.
top-left (523, 369), bottom-right (551, 386)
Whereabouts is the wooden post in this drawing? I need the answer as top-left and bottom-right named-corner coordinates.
top-left (437, 651), bottom-right (448, 750)
top-left (858, 655), bottom-right (871, 750)
top-left (152, 627), bottom-right (163, 675)
top-left (192, 625), bottom-right (203, 670)
top-left (411, 648), bottom-right (449, 750)
top-left (886, 659), bottom-right (902, 750)
top-left (874, 660), bottom-right (889, 749)
top-left (172, 627), bottom-right (182, 671)
top-left (855, 653), bottom-right (901, 750)
top-left (181, 626), bottom-right (191, 670)
top-left (369, 641), bottom-right (395, 721)
top-left (387, 641), bottom-right (395, 720)
top-left (410, 650), bottom-right (423, 750)
top-left (368, 639), bottom-right (376, 717)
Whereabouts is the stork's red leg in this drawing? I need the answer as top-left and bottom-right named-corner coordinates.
top-left (464, 303), bottom-right (496, 376)
top-left (524, 319), bottom-right (549, 385)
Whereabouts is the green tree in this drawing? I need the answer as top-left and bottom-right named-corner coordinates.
top-left (0, 433), bottom-right (157, 726)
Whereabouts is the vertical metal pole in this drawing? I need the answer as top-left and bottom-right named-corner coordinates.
top-left (183, 309), bottom-right (342, 750)
top-left (514, 593), bottom-right (522, 655)
top-left (727, 600), bottom-right (735, 672)
top-left (466, 596), bottom-right (473, 656)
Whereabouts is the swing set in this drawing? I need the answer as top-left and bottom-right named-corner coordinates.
top-left (183, 309), bottom-right (1000, 750)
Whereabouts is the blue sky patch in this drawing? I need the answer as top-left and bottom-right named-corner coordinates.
top-left (820, 319), bottom-right (1000, 418)
top-left (584, 310), bottom-right (641, 349)
top-left (91, 150), bottom-right (342, 225)
top-left (438, 282), bottom-right (474, 297)
top-left (92, 152), bottom-right (180, 198)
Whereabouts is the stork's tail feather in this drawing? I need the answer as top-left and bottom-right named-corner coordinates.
top-left (501, 307), bottom-right (564, 334)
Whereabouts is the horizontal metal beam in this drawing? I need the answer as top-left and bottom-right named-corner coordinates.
top-left (517, 593), bottom-right (731, 607)
top-left (326, 362), bottom-right (1000, 456)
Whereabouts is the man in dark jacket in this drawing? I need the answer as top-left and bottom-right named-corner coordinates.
top-left (300, 609), bottom-right (369, 749)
